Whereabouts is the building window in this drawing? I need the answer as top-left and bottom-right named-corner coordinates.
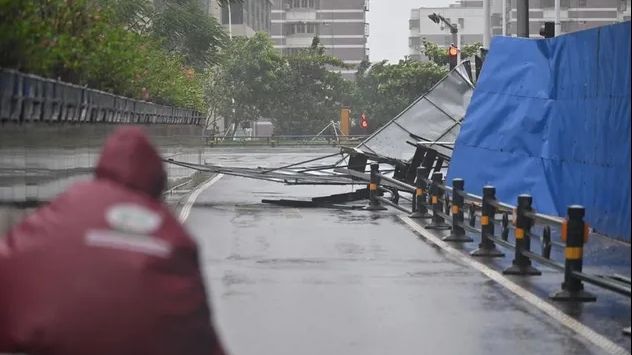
top-left (286, 22), bottom-right (317, 34)
top-left (409, 36), bottom-right (421, 49)
top-left (458, 18), bottom-right (464, 29)
top-left (287, 47), bottom-right (304, 55)
top-left (409, 18), bottom-right (420, 29)
top-left (541, 0), bottom-right (553, 8)
top-left (578, 0), bottom-right (587, 7)
top-left (288, 0), bottom-right (315, 8)
top-left (561, 21), bottom-right (572, 32)
top-left (221, 3), bottom-right (244, 25)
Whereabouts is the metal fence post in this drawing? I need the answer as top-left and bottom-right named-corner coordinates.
top-left (426, 172), bottom-right (451, 230)
top-left (550, 205), bottom-right (596, 302)
top-left (409, 167), bottom-right (431, 219)
top-left (503, 194), bottom-right (541, 275)
top-left (443, 178), bottom-right (473, 242)
top-left (364, 163), bottom-right (386, 211)
top-left (471, 186), bottom-right (505, 257)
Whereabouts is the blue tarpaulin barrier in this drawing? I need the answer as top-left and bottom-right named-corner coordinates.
top-left (447, 22), bottom-right (631, 242)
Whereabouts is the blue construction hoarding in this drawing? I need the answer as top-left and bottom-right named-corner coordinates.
top-left (447, 21), bottom-right (631, 242)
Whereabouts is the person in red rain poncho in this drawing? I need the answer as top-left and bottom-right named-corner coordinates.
top-left (0, 126), bottom-right (228, 355)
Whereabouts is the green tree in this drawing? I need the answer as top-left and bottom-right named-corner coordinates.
top-left (353, 58), bottom-right (448, 129)
top-left (95, 0), bottom-right (152, 30)
top-left (269, 37), bottom-right (354, 135)
top-left (421, 40), bottom-right (482, 67)
top-left (205, 32), bottom-right (283, 129)
top-left (0, 0), bottom-right (206, 110)
top-left (150, 0), bottom-right (229, 70)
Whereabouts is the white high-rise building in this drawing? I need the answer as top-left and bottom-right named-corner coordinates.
top-left (409, 0), bottom-right (631, 61)
top-left (271, 0), bottom-right (371, 79)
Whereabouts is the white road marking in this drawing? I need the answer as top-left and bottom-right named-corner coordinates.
top-left (174, 171), bottom-right (629, 353)
top-left (178, 174), bottom-right (224, 223)
top-left (398, 215), bottom-right (631, 355)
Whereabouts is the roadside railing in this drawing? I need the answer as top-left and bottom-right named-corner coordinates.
top-left (340, 163), bottom-right (631, 334)
top-left (0, 68), bottom-right (203, 125)
top-left (207, 134), bottom-right (367, 147)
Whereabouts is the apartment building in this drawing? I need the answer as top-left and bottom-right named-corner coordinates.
top-left (409, 0), bottom-right (486, 61)
top-left (205, 0), bottom-right (273, 37)
top-left (409, 0), bottom-right (630, 60)
top-left (271, 0), bottom-right (370, 78)
top-left (504, 0), bottom-right (630, 36)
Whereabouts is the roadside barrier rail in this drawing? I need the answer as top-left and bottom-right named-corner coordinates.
top-left (0, 68), bottom-right (203, 125)
top-left (206, 135), bottom-right (367, 147)
top-left (352, 163), bottom-right (631, 313)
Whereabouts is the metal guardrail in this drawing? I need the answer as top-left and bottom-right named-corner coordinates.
top-left (0, 68), bottom-right (204, 125)
top-left (206, 135), bottom-right (367, 147)
top-left (350, 163), bottom-right (631, 335)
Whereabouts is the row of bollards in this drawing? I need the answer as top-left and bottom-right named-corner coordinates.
top-left (362, 163), bottom-right (620, 305)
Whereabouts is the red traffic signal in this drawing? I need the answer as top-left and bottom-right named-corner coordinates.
top-left (360, 113), bottom-right (368, 129)
top-left (447, 45), bottom-right (459, 70)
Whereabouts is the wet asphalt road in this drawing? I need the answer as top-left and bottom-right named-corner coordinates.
top-left (183, 147), bottom-right (626, 355)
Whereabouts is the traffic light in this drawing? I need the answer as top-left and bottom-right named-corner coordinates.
top-left (360, 113), bottom-right (368, 130)
top-left (540, 21), bottom-right (555, 38)
top-left (447, 45), bottom-right (459, 70)
top-left (428, 13), bottom-right (441, 24)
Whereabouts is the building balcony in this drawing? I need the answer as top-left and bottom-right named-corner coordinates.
top-left (285, 8), bottom-right (317, 22)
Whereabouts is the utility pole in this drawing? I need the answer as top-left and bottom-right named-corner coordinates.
top-left (226, 4), bottom-right (238, 137)
top-left (502, 0), bottom-right (508, 35)
top-left (483, 0), bottom-right (491, 48)
top-left (516, 0), bottom-right (530, 38)
top-left (555, 0), bottom-right (561, 36)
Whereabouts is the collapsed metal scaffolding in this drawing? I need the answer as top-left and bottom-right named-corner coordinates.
top-left (164, 61), bottom-right (475, 191)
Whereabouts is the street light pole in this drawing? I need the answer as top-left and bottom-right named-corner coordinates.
top-left (324, 22), bottom-right (335, 57)
top-left (227, 4), bottom-right (236, 136)
top-left (228, 3), bottom-right (233, 39)
top-left (450, 27), bottom-right (460, 63)
top-left (554, 0), bottom-right (561, 36)
top-left (483, 0), bottom-right (491, 48)
top-left (502, 0), bottom-right (507, 35)
top-left (517, 0), bottom-right (530, 38)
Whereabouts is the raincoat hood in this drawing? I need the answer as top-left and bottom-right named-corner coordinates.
top-left (95, 126), bottom-right (166, 199)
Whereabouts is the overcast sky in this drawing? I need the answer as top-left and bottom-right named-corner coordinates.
top-left (367, 0), bottom-right (452, 63)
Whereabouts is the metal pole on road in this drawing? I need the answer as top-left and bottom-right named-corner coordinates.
top-left (555, 0), bottom-right (561, 36)
top-left (452, 27), bottom-right (461, 63)
top-left (517, 0), bottom-right (530, 38)
top-left (483, 0), bottom-right (491, 48)
top-left (502, 0), bottom-right (508, 36)
top-left (227, 4), bottom-right (235, 135)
